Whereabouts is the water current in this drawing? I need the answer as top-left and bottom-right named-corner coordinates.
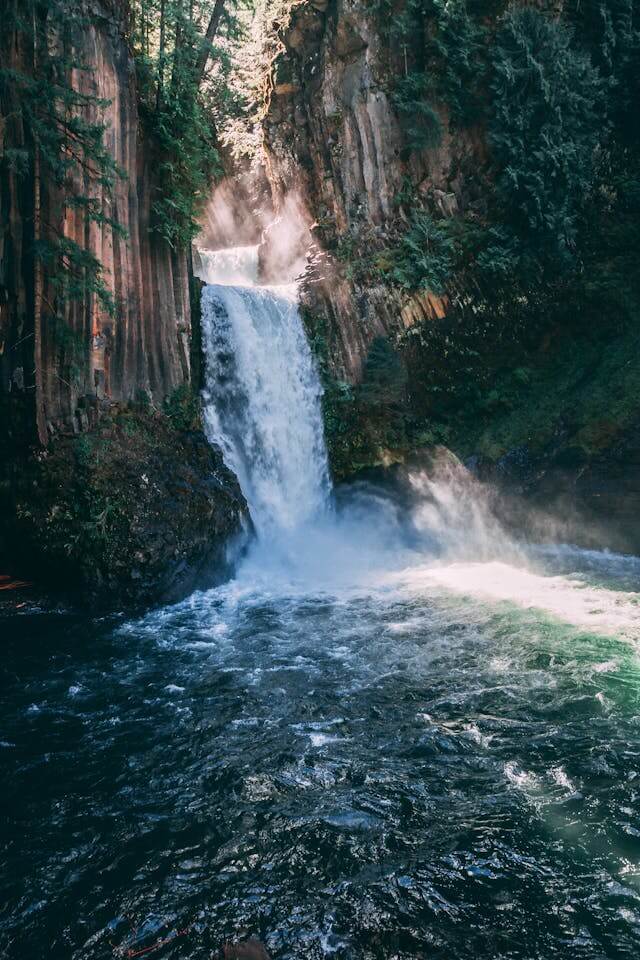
top-left (2, 248), bottom-right (640, 959)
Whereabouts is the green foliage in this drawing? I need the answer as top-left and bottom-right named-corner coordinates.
top-left (378, 0), bottom-right (486, 147)
top-left (130, 0), bottom-right (252, 246)
top-left (426, 0), bottom-right (487, 127)
top-left (148, 90), bottom-right (222, 248)
top-left (1, 0), bottom-right (126, 315)
top-left (50, 316), bottom-right (86, 385)
top-left (163, 383), bottom-right (202, 431)
top-left (334, 232), bottom-right (382, 282)
top-left (385, 212), bottom-right (455, 293)
top-left (358, 337), bottom-right (408, 451)
top-left (360, 337), bottom-right (408, 411)
top-left (335, 0), bottom-right (640, 479)
top-left (485, 9), bottom-right (605, 281)
top-left (393, 74), bottom-right (443, 151)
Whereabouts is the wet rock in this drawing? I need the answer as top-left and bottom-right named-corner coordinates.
top-left (223, 940), bottom-right (271, 960)
top-left (262, 0), bottom-right (478, 382)
top-left (1, 0), bottom-right (194, 442)
top-left (0, 409), bottom-right (248, 610)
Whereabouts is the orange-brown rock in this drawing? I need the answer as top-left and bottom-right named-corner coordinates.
top-left (1, 0), bottom-right (191, 446)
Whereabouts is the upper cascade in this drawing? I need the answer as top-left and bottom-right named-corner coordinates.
top-left (198, 244), bottom-right (331, 538)
top-left (193, 245), bottom-right (260, 287)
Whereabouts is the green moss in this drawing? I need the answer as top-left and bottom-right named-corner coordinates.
top-left (305, 309), bottom-right (411, 480)
top-left (163, 383), bottom-right (201, 432)
top-left (0, 400), bottom-right (244, 606)
top-left (440, 324), bottom-right (640, 462)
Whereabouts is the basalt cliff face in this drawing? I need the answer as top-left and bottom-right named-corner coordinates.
top-left (262, 0), bottom-right (640, 552)
top-left (263, 0), bottom-right (460, 380)
top-left (0, 0), bottom-right (246, 605)
top-left (1, 0), bottom-right (191, 445)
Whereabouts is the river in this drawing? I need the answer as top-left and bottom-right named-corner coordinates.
top-left (2, 249), bottom-right (640, 959)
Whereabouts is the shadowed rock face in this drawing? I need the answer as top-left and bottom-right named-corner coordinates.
top-left (474, 421), bottom-right (640, 557)
top-left (262, 2), bottom-right (640, 544)
top-left (0, 410), bottom-right (248, 610)
top-left (1, 0), bottom-right (191, 445)
top-left (0, 2), bottom-right (248, 605)
top-left (223, 939), bottom-right (271, 960)
top-left (262, 0), bottom-right (478, 381)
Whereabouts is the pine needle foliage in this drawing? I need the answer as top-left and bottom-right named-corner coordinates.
top-left (386, 213), bottom-right (455, 294)
top-left (1, 0), bottom-right (126, 315)
top-left (129, 0), bottom-right (254, 246)
top-left (484, 8), bottom-right (605, 281)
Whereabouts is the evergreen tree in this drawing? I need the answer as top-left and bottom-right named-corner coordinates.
top-left (129, 0), bottom-right (254, 245)
top-left (485, 8), bottom-right (605, 281)
top-left (1, 0), bottom-right (125, 315)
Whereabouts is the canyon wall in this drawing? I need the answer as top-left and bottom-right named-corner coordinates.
top-left (263, 0), bottom-right (463, 379)
top-left (262, 0), bottom-right (640, 552)
top-left (0, 0), bottom-right (247, 605)
top-left (0, 0), bottom-right (191, 448)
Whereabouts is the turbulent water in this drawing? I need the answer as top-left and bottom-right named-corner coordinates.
top-left (198, 249), bottom-right (330, 535)
top-left (3, 250), bottom-right (640, 959)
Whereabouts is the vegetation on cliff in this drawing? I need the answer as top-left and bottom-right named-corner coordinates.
top-left (0, 0), bottom-right (254, 602)
top-left (1, 0), bottom-right (126, 316)
top-left (0, 400), bottom-right (246, 607)
top-left (1, 0), bottom-right (253, 310)
top-left (313, 0), bottom-right (640, 479)
top-left (130, 0), bottom-right (254, 245)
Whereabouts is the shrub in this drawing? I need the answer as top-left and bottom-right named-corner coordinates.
top-left (486, 8), bottom-right (605, 280)
top-left (386, 212), bottom-right (455, 293)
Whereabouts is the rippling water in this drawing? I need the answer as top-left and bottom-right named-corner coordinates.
top-left (3, 526), bottom-right (640, 959)
top-left (5, 250), bottom-right (640, 958)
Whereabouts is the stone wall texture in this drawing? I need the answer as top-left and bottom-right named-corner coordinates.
top-left (0, 0), bottom-right (191, 447)
top-left (262, 0), bottom-right (472, 380)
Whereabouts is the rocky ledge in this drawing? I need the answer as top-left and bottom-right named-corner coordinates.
top-left (0, 405), bottom-right (247, 610)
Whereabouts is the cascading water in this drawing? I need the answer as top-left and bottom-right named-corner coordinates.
top-left (196, 247), bottom-right (331, 537)
top-left (6, 250), bottom-right (640, 960)
top-left (194, 243), bottom-right (640, 637)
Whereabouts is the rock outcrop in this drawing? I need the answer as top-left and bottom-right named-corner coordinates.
top-left (262, 0), bottom-right (477, 379)
top-left (261, 1), bottom-right (640, 554)
top-left (1, 407), bottom-right (247, 608)
top-left (1, 0), bottom-right (191, 446)
top-left (0, 0), bottom-right (247, 604)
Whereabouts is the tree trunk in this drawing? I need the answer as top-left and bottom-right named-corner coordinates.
top-left (171, 0), bottom-right (184, 95)
top-left (195, 0), bottom-right (226, 85)
top-left (156, 0), bottom-right (167, 111)
top-left (32, 6), bottom-right (47, 446)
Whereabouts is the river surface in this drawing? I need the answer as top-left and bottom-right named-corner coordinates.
top-left (3, 537), bottom-right (640, 959)
top-left (3, 249), bottom-right (640, 958)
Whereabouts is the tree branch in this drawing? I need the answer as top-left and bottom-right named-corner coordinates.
top-left (195, 0), bottom-right (227, 86)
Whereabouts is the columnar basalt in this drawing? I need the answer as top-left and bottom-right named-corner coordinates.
top-left (0, 0), bottom-right (247, 604)
top-left (0, 0), bottom-right (191, 445)
top-left (262, 0), bottom-right (477, 380)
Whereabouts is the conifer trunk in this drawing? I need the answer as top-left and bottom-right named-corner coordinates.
top-left (32, 6), bottom-right (47, 446)
top-left (156, 0), bottom-right (167, 110)
top-left (195, 0), bottom-right (226, 85)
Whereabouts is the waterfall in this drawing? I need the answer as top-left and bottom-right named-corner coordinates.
top-left (198, 246), bottom-right (331, 537)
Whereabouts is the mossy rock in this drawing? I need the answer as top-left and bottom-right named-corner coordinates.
top-left (0, 408), bottom-right (247, 610)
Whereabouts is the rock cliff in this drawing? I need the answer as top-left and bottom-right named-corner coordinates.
top-left (1, 0), bottom-right (191, 446)
top-left (263, 0), bottom-right (459, 379)
top-left (262, 0), bottom-right (640, 552)
top-left (0, 0), bottom-right (247, 604)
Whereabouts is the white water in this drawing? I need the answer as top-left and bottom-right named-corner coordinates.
top-left (194, 245), bottom-right (259, 287)
top-left (197, 244), bottom-right (640, 644)
top-left (199, 247), bottom-right (331, 536)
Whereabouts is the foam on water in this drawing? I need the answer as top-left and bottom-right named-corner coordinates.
top-left (6, 247), bottom-right (640, 960)
top-left (193, 245), bottom-right (260, 286)
top-left (196, 244), bottom-right (640, 643)
top-left (400, 560), bottom-right (640, 641)
top-left (199, 246), bottom-right (330, 536)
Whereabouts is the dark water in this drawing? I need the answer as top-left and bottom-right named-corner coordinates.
top-left (2, 543), bottom-right (640, 960)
